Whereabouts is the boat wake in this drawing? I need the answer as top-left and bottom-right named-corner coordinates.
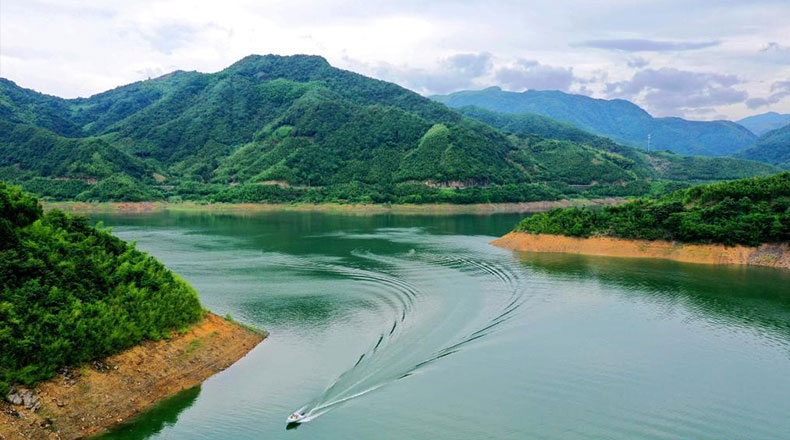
top-left (277, 232), bottom-right (530, 424)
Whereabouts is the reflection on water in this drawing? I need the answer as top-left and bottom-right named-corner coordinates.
top-left (91, 386), bottom-right (201, 440)
top-left (244, 292), bottom-right (347, 328)
top-left (87, 210), bottom-right (790, 439)
top-left (517, 251), bottom-right (790, 347)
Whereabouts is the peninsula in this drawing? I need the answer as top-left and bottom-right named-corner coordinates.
top-left (0, 183), bottom-right (265, 439)
top-left (493, 173), bottom-right (790, 269)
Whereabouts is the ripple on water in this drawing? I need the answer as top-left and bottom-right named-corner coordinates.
top-left (91, 213), bottom-right (790, 439)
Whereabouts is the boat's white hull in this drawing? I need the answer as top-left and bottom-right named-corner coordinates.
top-left (287, 413), bottom-right (307, 424)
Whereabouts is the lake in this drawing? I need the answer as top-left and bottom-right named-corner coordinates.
top-left (90, 210), bottom-right (790, 439)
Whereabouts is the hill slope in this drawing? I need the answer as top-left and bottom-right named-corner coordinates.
top-left (0, 120), bottom-right (160, 200)
top-left (0, 182), bottom-right (204, 395)
top-left (512, 172), bottom-right (790, 246)
top-left (432, 87), bottom-right (757, 156)
top-left (458, 106), bottom-right (779, 182)
top-left (0, 56), bottom-right (542, 202)
top-left (0, 55), bottom-right (777, 203)
top-left (456, 105), bottom-right (596, 143)
top-left (736, 124), bottom-right (790, 169)
top-left (737, 112), bottom-right (790, 136)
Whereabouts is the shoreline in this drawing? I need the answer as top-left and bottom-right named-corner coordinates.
top-left (42, 198), bottom-right (625, 216)
top-left (0, 313), bottom-right (265, 440)
top-left (491, 232), bottom-right (790, 269)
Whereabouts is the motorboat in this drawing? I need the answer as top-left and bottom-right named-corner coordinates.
top-left (287, 411), bottom-right (307, 424)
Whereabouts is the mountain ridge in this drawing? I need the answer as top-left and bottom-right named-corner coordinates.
top-left (431, 86), bottom-right (757, 156)
top-left (736, 124), bottom-right (790, 169)
top-left (457, 106), bottom-right (778, 182)
top-left (737, 112), bottom-right (790, 136)
top-left (0, 54), bottom-right (780, 203)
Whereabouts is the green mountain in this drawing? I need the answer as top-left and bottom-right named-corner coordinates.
top-left (736, 124), bottom-right (790, 169)
top-left (0, 55), bottom-right (778, 203)
top-left (0, 120), bottom-right (160, 201)
top-left (432, 87), bottom-right (757, 157)
top-left (456, 106), bottom-right (596, 143)
top-left (1, 56), bottom-right (542, 202)
top-left (458, 106), bottom-right (779, 182)
top-left (0, 182), bottom-right (203, 394)
top-left (737, 112), bottom-right (790, 136)
top-left (515, 172), bottom-right (790, 246)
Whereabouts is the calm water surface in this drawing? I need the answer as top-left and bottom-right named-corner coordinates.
top-left (90, 211), bottom-right (790, 439)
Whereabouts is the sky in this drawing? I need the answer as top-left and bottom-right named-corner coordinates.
top-left (1, 0), bottom-right (789, 121)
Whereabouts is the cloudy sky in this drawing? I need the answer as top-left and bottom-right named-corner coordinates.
top-left (1, 0), bottom-right (789, 120)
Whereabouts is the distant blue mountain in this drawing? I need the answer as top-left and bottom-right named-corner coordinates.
top-left (432, 87), bottom-right (756, 157)
top-left (737, 112), bottom-right (790, 136)
top-left (737, 124), bottom-right (790, 169)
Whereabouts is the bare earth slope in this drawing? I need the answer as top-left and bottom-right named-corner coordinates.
top-left (0, 313), bottom-right (264, 440)
top-left (492, 232), bottom-right (790, 269)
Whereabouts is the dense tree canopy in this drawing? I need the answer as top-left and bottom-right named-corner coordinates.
top-left (736, 124), bottom-right (790, 170)
top-left (0, 55), bottom-right (779, 204)
top-left (459, 106), bottom-right (779, 183)
top-left (515, 172), bottom-right (790, 246)
top-left (0, 182), bottom-right (203, 395)
top-left (433, 87), bottom-right (758, 156)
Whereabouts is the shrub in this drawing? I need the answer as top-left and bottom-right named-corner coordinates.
top-left (0, 182), bottom-right (203, 395)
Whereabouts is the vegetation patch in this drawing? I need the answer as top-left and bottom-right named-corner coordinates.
top-left (0, 182), bottom-right (204, 396)
top-left (515, 172), bottom-right (790, 246)
top-left (0, 56), bottom-right (779, 205)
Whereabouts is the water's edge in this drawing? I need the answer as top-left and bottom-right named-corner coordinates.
top-left (492, 232), bottom-right (790, 269)
top-left (42, 198), bottom-right (624, 216)
top-left (49, 211), bottom-right (790, 439)
top-left (0, 314), bottom-right (264, 440)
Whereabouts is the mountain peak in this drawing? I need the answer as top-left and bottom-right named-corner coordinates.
top-left (219, 54), bottom-right (334, 83)
top-left (737, 111), bottom-right (790, 136)
top-left (228, 54), bottom-right (329, 70)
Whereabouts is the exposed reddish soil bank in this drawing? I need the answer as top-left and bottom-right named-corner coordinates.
top-left (0, 313), bottom-right (265, 440)
top-left (43, 198), bottom-right (624, 216)
top-left (492, 232), bottom-right (790, 269)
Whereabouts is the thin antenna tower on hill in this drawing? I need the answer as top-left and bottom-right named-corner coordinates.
top-left (647, 133), bottom-right (652, 153)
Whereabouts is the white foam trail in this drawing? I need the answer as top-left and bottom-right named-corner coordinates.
top-left (290, 243), bottom-right (530, 423)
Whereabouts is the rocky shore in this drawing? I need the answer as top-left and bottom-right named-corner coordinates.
top-left (0, 313), bottom-right (265, 440)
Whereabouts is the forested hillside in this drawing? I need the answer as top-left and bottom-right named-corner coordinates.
top-left (0, 55), bottom-right (777, 204)
top-left (736, 124), bottom-right (790, 170)
top-left (456, 106), bottom-right (596, 143)
top-left (433, 87), bottom-right (757, 156)
top-left (459, 106), bottom-right (779, 182)
top-left (515, 172), bottom-right (790, 246)
top-left (737, 112), bottom-right (790, 136)
top-left (0, 182), bottom-right (204, 395)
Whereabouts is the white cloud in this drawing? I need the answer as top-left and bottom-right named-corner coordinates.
top-left (494, 59), bottom-right (577, 92)
top-left (605, 68), bottom-right (749, 117)
top-left (578, 39), bottom-right (720, 52)
top-left (626, 57), bottom-right (650, 68)
top-left (0, 0), bottom-right (789, 119)
top-left (746, 79), bottom-right (790, 109)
